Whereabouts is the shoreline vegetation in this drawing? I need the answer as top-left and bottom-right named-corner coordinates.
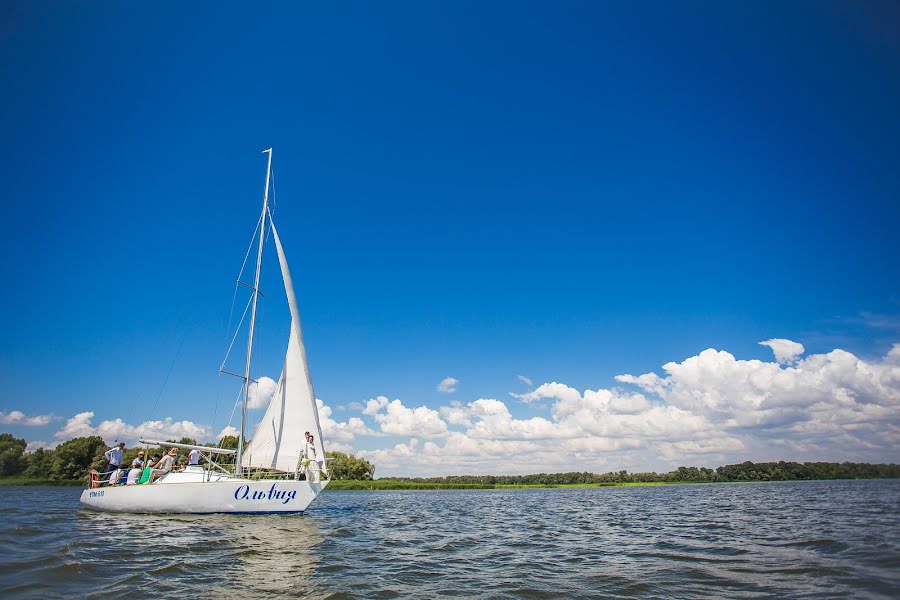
top-left (1, 433), bottom-right (897, 489)
top-left (1, 476), bottom-right (899, 490)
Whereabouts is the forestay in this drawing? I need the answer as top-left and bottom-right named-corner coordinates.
top-left (241, 216), bottom-right (325, 472)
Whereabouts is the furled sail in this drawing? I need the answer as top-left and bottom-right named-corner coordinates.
top-left (241, 216), bottom-right (324, 472)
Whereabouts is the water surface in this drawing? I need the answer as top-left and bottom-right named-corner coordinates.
top-left (0, 480), bottom-right (898, 598)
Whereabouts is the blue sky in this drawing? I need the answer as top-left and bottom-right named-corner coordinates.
top-left (1, 2), bottom-right (898, 474)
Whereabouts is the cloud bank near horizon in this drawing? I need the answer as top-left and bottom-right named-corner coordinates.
top-left (15, 340), bottom-right (900, 476)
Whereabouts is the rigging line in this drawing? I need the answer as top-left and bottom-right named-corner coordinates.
top-left (220, 294), bottom-right (254, 370)
top-left (225, 386), bottom-right (243, 432)
top-left (269, 167), bottom-right (276, 222)
top-left (138, 331), bottom-right (187, 441)
top-left (216, 210), bottom-right (264, 445)
top-left (212, 367), bottom-right (221, 443)
top-left (224, 212), bottom-right (264, 347)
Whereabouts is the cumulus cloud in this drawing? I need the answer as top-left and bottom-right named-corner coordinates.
top-left (364, 396), bottom-right (449, 437)
top-left (436, 377), bottom-right (458, 393)
top-left (360, 342), bottom-right (900, 477)
top-left (758, 338), bottom-right (805, 364)
top-left (0, 410), bottom-right (56, 426)
top-left (439, 401), bottom-right (472, 427)
top-left (317, 399), bottom-right (377, 444)
top-left (35, 340), bottom-right (900, 478)
top-left (616, 343), bottom-right (900, 454)
top-left (247, 376), bottom-right (278, 409)
top-left (53, 411), bottom-right (212, 446)
top-left (218, 425), bottom-right (239, 439)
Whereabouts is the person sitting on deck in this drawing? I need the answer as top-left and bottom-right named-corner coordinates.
top-left (131, 451), bottom-right (145, 469)
top-left (149, 448), bottom-right (178, 482)
top-left (126, 465), bottom-right (142, 485)
top-left (138, 456), bottom-right (159, 484)
top-left (188, 448), bottom-right (202, 466)
top-left (108, 465), bottom-right (125, 486)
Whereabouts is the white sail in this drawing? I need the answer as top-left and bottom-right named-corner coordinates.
top-left (242, 217), bottom-right (324, 472)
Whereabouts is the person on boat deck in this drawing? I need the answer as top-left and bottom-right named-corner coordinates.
top-left (305, 433), bottom-right (327, 479)
top-left (108, 465), bottom-right (125, 486)
top-left (188, 448), bottom-right (201, 466)
top-left (103, 442), bottom-right (126, 483)
top-left (126, 465), bottom-right (142, 485)
top-left (138, 456), bottom-right (159, 484)
top-left (131, 451), bottom-right (145, 469)
top-left (149, 448), bottom-right (178, 482)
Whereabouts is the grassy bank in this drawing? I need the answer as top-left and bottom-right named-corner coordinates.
top-left (0, 477), bottom-right (83, 486)
top-left (326, 480), bottom-right (684, 490)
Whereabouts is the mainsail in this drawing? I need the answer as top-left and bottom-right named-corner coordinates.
top-left (241, 215), bottom-right (324, 472)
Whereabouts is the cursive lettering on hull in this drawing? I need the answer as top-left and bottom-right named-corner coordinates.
top-left (234, 483), bottom-right (298, 505)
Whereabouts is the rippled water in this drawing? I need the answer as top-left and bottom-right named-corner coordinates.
top-left (0, 480), bottom-right (898, 598)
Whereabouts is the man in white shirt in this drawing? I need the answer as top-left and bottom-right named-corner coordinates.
top-left (188, 448), bottom-right (201, 466)
top-left (126, 466), bottom-right (142, 485)
top-left (305, 434), bottom-right (327, 482)
top-left (131, 451), bottom-right (145, 469)
top-left (103, 442), bottom-right (125, 485)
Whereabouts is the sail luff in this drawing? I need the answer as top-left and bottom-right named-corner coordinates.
top-left (268, 215), bottom-right (326, 456)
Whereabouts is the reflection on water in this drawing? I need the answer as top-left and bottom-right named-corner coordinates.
top-left (1, 480), bottom-right (899, 598)
top-left (75, 510), bottom-right (325, 597)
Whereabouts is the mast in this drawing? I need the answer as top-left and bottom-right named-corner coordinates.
top-left (236, 148), bottom-right (273, 475)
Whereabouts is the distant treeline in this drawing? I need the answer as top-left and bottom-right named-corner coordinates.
top-left (380, 462), bottom-right (900, 485)
top-left (0, 433), bottom-right (239, 482)
top-left (0, 433), bottom-right (373, 482)
top-left (1, 432), bottom-right (897, 484)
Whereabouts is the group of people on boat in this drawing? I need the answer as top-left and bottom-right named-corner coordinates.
top-left (101, 442), bottom-right (203, 487)
top-left (97, 433), bottom-right (326, 487)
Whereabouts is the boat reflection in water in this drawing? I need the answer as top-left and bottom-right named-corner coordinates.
top-left (78, 509), bottom-right (324, 595)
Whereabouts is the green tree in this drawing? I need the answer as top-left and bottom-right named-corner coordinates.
top-left (0, 433), bottom-right (27, 477)
top-left (51, 436), bottom-right (106, 480)
top-left (218, 435), bottom-right (239, 450)
top-left (24, 447), bottom-right (55, 478)
top-left (326, 451), bottom-right (375, 480)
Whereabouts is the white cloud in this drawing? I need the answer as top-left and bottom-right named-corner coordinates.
top-left (317, 399), bottom-right (377, 444)
top-left (759, 338), bottom-right (805, 364)
top-left (616, 343), bottom-right (900, 454)
top-left (0, 410), bottom-right (55, 426)
top-left (247, 376), bottom-right (278, 409)
top-left (436, 377), bottom-right (458, 394)
top-left (25, 440), bottom-right (47, 452)
top-left (517, 375), bottom-right (534, 387)
top-left (364, 396), bottom-right (449, 437)
top-left (361, 342), bottom-right (900, 476)
top-left (36, 340), bottom-right (900, 477)
top-left (218, 425), bottom-right (239, 439)
top-left (53, 411), bottom-right (212, 446)
top-left (439, 401), bottom-right (472, 427)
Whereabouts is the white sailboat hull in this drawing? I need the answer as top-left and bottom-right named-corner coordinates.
top-left (79, 477), bottom-right (329, 514)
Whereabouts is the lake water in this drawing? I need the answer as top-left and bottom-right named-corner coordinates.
top-left (0, 480), bottom-right (898, 598)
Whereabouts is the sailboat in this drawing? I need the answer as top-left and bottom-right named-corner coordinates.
top-left (80, 149), bottom-right (331, 514)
